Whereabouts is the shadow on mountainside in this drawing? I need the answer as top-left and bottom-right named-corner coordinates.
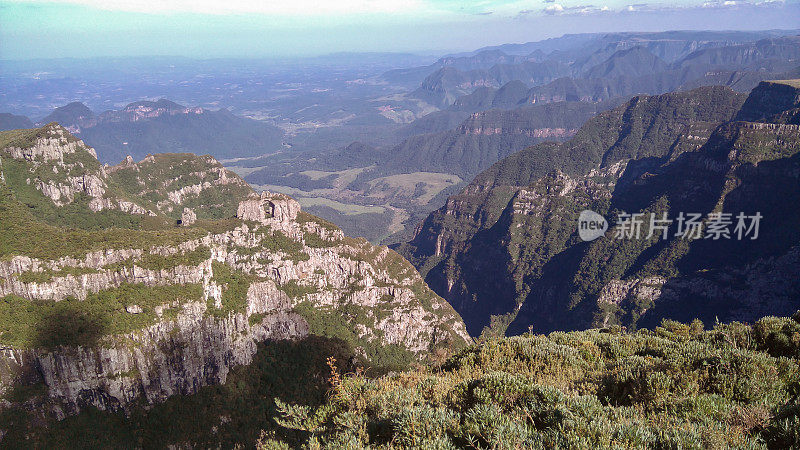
top-left (31, 304), bottom-right (109, 350)
top-left (0, 335), bottom-right (370, 448)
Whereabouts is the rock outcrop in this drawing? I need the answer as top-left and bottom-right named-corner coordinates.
top-left (237, 192), bottom-right (301, 225)
top-left (0, 125), bottom-right (471, 428)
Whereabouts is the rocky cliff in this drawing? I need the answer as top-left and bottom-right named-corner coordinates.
top-left (0, 125), bottom-right (470, 429)
top-left (400, 82), bottom-right (800, 336)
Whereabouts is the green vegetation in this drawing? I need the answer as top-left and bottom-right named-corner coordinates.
top-left (296, 211), bottom-right (340, 233)
top-left (15, 266), bottom-right (100, 284)
top-left (259, 230), bottom-right (310, 262)
top-left (249, 312), bottom-right (266, 326)
top-left (3, 314), bottom-right (798, 448)
top-left (137, 246), bottom-right (211, 271)
top-left (303, 231), bottom-right (339, 249)
top-left (0, 184), bottom-right (230, 261)
top-left (277, 280), bottom-right (318, 299)
top-left (0, 145), bottom-right (173, 232)
top-left (293, 301), bottom-right (416, 372)
top-left (0, 283), bottom-right (201, 348)
top-left (262, 313), bottom-right (800, 449)
top-left (106, 153), bottom-right (253, 220)
top-left (206, 262), bottom-right (253, 318)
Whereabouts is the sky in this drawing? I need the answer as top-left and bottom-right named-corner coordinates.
top-left (1, 0), bottom-right (798, 59)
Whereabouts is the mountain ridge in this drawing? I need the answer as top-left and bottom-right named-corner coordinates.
top-left (0, 124), bottom-right (470, 428)
top-left (397, 83), bottom-right (800, 336)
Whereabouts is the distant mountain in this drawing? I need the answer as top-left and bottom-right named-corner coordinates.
top-left (410, 61), bottom-right (570, 107)
top-left (407, 34), bottom-right (800, 108)
top-left (38, 101), bottom-right (96, 132)
top-left (452, 80), bottom-right (535, 111)
top-left (401, 29), bottom-right (766, 87)
top-left (381, 49), bottom-right (531, 86)
top-left (676, 36), bottom-right (800, 72)
top-left (392, 110), bottom-right (473, 140)
top-left (36, 99), bottom-right (285, 164)
top-left (399, 85), bottom-right (753, 335)
top-left (370, 100), bottom-right (622, 180)
top-left (582, 47), bottom-right (669, 79)
top-left (0, 113), bottom-right (33, 131)
top-left (487, 59), bottom-right (570, 86)
top-left (472, 33), bottom-right (600, 57)
top-left (409, 67), bottom-right (499, 107)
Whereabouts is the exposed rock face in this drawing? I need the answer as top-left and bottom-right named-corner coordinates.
top-left (0, 216), bottom-right (468, 418)
top-left (1, 309), bottom-right (307, 418)
top-left (237, 191), bottom-right (301, 225)
top-left (398, 84), bottom-right (800, 336)
top-left (4, 124), bottom-right (97, 162)
top-left (35, 173), bottom-right (106, 206)
top-left (401, 88), bottom-right (744, 335)
top-left (181, 207), bottom-right (197, 226)
top-left (0, 124), bottom-right (471, 426)
top-left (0, 123), bottom-right (159, 217)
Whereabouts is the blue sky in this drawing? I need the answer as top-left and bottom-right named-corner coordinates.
top-left (1, 0), bottom-right (798, 59)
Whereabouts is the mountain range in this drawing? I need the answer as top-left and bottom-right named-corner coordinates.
top-left (1, 77), bottom-right (799, 449)
top-left (409, 35), bottom-right (800, 108)
top-left (1, 99), bottom-right (286, 164)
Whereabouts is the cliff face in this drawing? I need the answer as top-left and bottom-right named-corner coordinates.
top-left (735, 79), bottom-right (800, 122)
top-left (401, 82), bottom-right (800, 336)
top-left (0, 125), bottom-right (470, 426)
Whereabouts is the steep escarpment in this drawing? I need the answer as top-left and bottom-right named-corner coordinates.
top-left (508, 111), bottom-right (800, 334)
top-left (399, 84), bottom-right (795, 336)
top-left (735, 79), bottom-right (800, 122)
top-left (0, 125), bottom-right (470, 431)
top-left (408, 35), bottom-right (800, 110)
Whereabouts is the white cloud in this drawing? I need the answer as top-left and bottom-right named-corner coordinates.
top-left (5, 0), bottom-right (428, 16)
top-left (544, 3), bottom-right (565, 13)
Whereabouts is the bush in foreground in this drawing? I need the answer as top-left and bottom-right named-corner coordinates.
top-left (262, 312), bottom-right (800, 449)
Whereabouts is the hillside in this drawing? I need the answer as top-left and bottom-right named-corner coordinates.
top-left (363, 100), bottom-right (618, 180)
top-left (399, 84), bottom-right (799, 336)
top-left (0, 124), bottom-right (470, 443)
top-left (38, 101), bottom-right (96, 132)
top-left (36, 100), bottom-right (286, 164)
top-left (0, 113), bottom-right (34, 131)
top-left (260, 313), bottom-right (800, 448)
